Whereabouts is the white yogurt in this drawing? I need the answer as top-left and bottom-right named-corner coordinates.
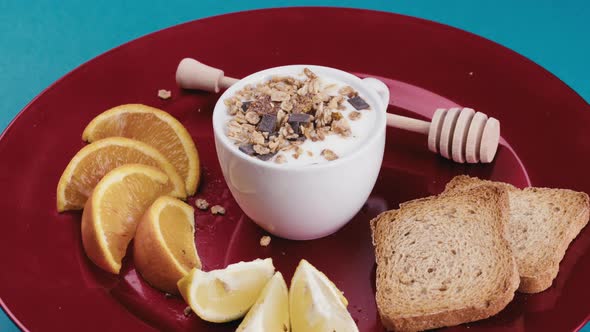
top-left (224, 74), bottom-right (376, 167)
top-left (278, 78), bottom-right (375, 166)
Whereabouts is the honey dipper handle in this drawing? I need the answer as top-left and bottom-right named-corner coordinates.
top-left (176, 58), bottom-right (239, 93)
top-left (176, 58), bottom-right (432, 135)
top-left (386, 114), bottom-right (431, 135)
top-left (219, 76), bottom-right (239, 89)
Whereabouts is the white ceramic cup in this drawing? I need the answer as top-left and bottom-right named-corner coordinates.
top-left (212, 65), bottom-right (389, 240)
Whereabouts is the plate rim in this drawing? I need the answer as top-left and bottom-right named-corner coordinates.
top-left (1, 6), bottom-right (589, 331)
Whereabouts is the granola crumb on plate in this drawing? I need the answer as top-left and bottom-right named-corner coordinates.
top-left (158, 89), bottom-right (172, 100)
top-left (211, 205), bottom-right (226, 215)
top-left (259, 235), bottom-right (271, 247)
top-left (195, 198), bottom-right (209, 210)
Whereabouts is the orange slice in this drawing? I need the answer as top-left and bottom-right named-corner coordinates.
top-left (82, 104), bottom-right (200, 196)
top-left (81, 164), bottom-right (173, 274)
top-left (133, 196), bottom-right (201, 294)
top-left (56, 137), bottom-right (186, 211)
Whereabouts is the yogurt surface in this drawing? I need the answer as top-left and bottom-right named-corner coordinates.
top-left (221, 68), bottom-right (377, 167)
top-left (275, 77), bottom-right (376, 166)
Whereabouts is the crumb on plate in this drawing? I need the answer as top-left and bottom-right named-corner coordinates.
top-left (211, 205), bottom-right (226, 215)
top-left (195, 198), bottom-right (209, 210)
top-left (158, 89), bottom-right (172, 100)
top-left (260, 235), bottom-right (271, 247)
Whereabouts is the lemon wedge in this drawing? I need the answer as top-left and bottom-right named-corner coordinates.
top-left (236, 272), bottom-right (290, 332)
top-left (177, 258), bottom-right (275, 323)
top-left (289, 259), bottom-right (358, 332)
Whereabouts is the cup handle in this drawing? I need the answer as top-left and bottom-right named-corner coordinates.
top-left (362, 77), bottom-right (390, 109)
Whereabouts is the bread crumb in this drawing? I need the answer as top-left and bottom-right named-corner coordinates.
top-left (183, 306), bottom-right (192, 317)
top-left (158, 89), bottom-right (172, 100)
top-left (195, 199), bottom-right (209, 210)
top-left (211, 205), bottom-right (226, 215)
top-left (260, 235), bottom-right (271, 247)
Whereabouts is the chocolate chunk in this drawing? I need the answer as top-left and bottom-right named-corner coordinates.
top-left (286, 134), bottom-right (307, 142)
top-left (288, 113), bottom-right (311, 123)
top-left (239, 144), bottom-right (256, 156)
top-left (287, 113), bottom-right (311, 135)
top-left (291, 124), bottom-right (302, 135)
top-left (257, 114), bottom-right (277, 133)
top-left (241, 101), bottom-right (252, 112)
top-left (347, 96), bottom-right (370, 110)
top-left (256, 152), bottom-right (276, 161)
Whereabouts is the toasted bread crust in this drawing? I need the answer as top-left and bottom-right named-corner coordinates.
top-left (443, 176), bottom-right (590, 294)
top-left (371, 186), bottom-right (519, 331)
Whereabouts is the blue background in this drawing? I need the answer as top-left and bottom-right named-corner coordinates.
top-left (0, 1), bottom-right (588, 331)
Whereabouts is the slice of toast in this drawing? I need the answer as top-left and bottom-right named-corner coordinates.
top-left (371, 186), bottom-right (519, 331)
top-left (444, 175), bottom-right (590, 293)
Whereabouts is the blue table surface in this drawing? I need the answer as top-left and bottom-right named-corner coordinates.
top-left (0, 1), bottom-right (588, 331)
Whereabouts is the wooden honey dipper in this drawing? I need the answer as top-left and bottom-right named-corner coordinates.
top-left (176, 58), bottom-right (500, 163)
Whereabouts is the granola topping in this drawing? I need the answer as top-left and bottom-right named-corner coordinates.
top-left (348, 111), bottom-right (362, 121)
top-left (275, 154), bottom-right (287, 164)
top-left (224, 68), bottom-right (374, 164)
top-left (321, 149), bottom-right (339, 161)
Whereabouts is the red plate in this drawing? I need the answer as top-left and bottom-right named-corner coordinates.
top-left (1, 7), bottom-right (589, 332)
